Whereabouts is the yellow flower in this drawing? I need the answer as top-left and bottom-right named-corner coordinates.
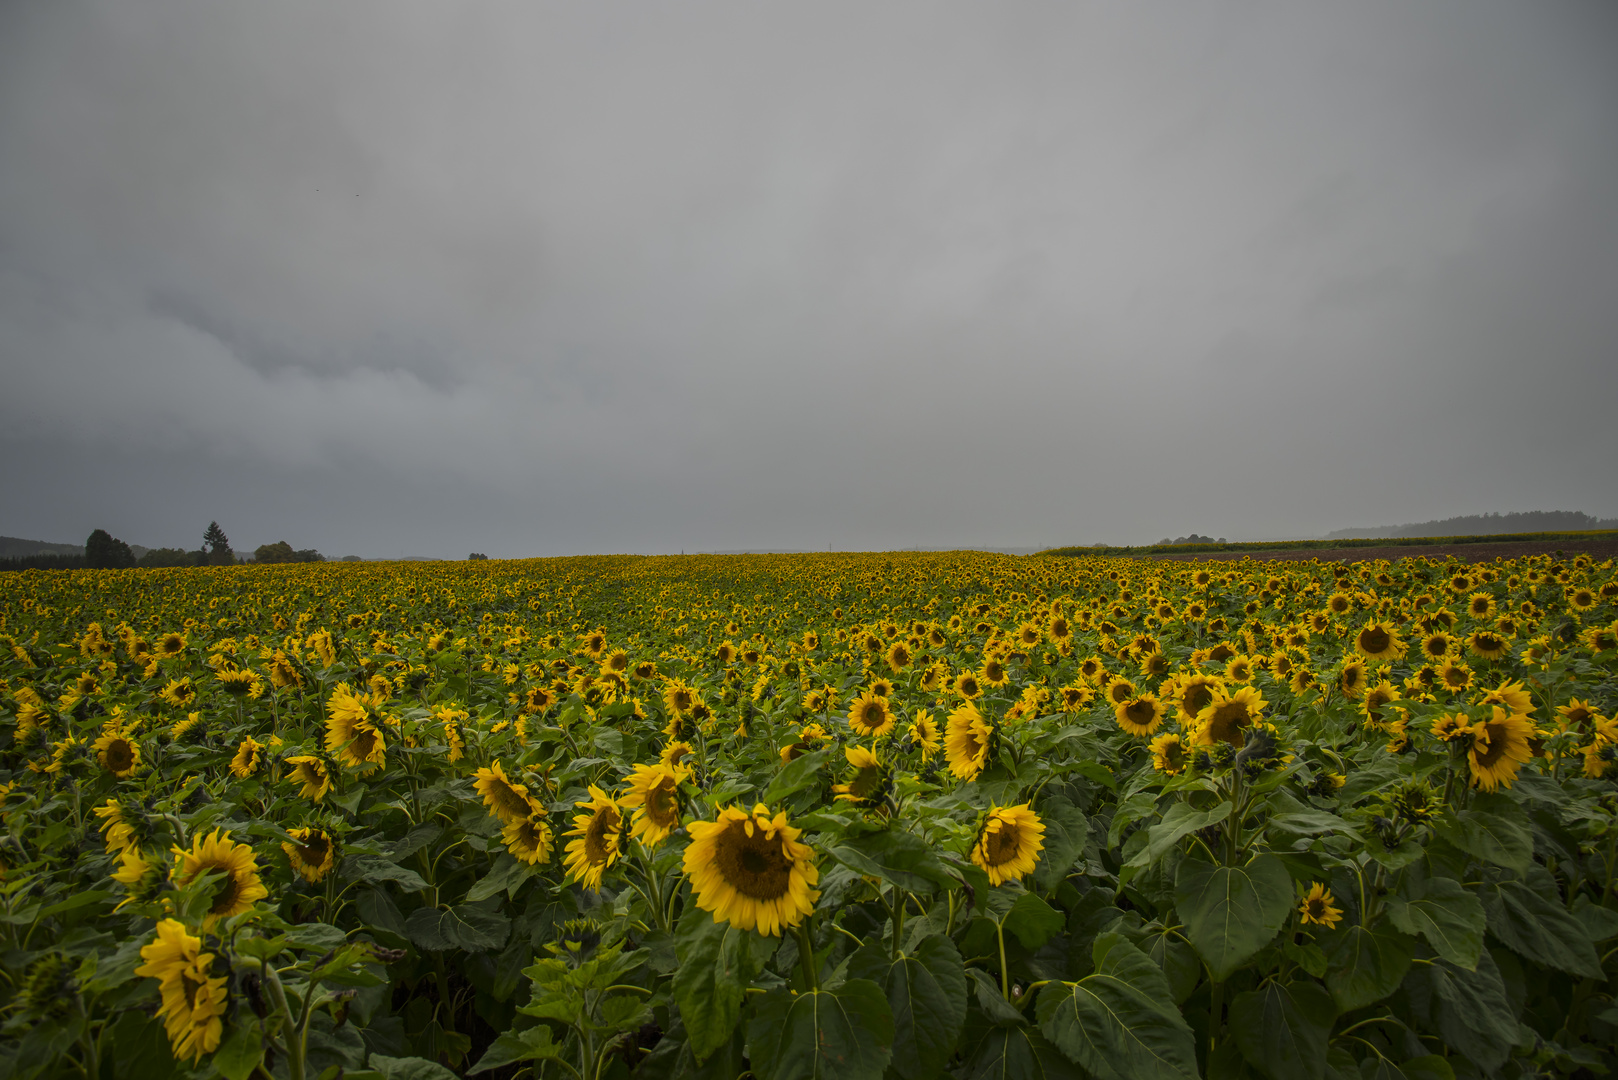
top-left (1114, 693), bottom-right (1165, 737)
top-left (284, 755), bottom-right (331, 802)
top-left (473, 761), bottom-right (534, 824)
top-left (1193, 686), bottom-right (1268, 748)
top-left (1467, 707), bottom-right (1536, 792)
top-left (1298, 883), bottom-right (1342, 928)
top-left (1354, 621), bottom-right (1406, 662)
top-left (683, 803), bottom-right (819, 936)
top-left (135, 919), bottom-right (228, 1063)
top-left (229, 736), bottom-right (263, 779)
top-left (908, 711), bottom-right (941, 759)
top-left (159, 677), bottom-right (197, 708)
top-left (1150, 732), bottom-right (1188, 775)
top-left (831, 745), bottom-right (890, 808)
top-left (846, 691), bottom-right (895, 739)
top-left (944, 701), bottom-right (995, 781)
top-left (971, 804), bottom-right (1045, 887)
top-left (562, 786), bottom-right (623, 890)
top-left (618, 763), bottom-right (683, 847)
top-left (170, 830), bottom-right (268, 928)
top-left (324, 683), bottom-right (386, 770)
top-left (503, 807), bottom-right (555, 865)
top-left (282, 827), bottom-right (336, 884)
top-left (93, 730), bottom-right (140, 778)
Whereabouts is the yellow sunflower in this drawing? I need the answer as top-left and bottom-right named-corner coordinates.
top-left (1354, 621), bottom-right (1406, 662)
top-left (324, 683), bottom-right (386, 770)
top-left (971, 804), bottom-right (1045, 887)
top-left (1475, 679), bottom-right (1533, 716)
top-left (1337, 660), bottom-right (1368, 699)
top-left (953, 672), bottom-right (983, 700)
top-left (908, 711), bottom-right (941, 759)
top-left (831, 746), bottom-right (890, 808)
top-left (94, 730), bottom-right (141, 778)
top-left (473, 761), bottom-right (533, 824)
top-left (159, 678), bottom-right (196, 708)
top-left (682, 803), bottom-right (819, 936)
top-left (1171, 674), bottom-right (1224, 724)
top-left (229, 736), bottom-right (262, 779)
top-left (944, 701), bottom-right (995, 781)
top-left (1104, 676), bottom-right (1136, 707)
top-left (846, 691), bottom-right (896, 739)
top-left (284, 755), bottom-right (331, 802)
top-left (282, 827), bottom-right (336, 884)
top-left (618, 763), bottom-right (683, 847)
top-left (135, 919), bottom-right (228, 1063)
top-left (1466, 629), bottom-right (1511, 661)
top-left (1114, 694), bottom-right (1165, 737)
top-left (562, 786), bottom-right (623, 890)
top-left (1150, 732), bottom-right (1188, 775)
top-left (1298, 883), bottom-right (1342, 929)
top-left (170, 829), bottom-right (268, 928)
top-left (502, 807), bottom-right (555, 865)
top-left (1193, 686), bottom-right (1268, 748)
top-left (1467, 707), bottom-right (1535, 792)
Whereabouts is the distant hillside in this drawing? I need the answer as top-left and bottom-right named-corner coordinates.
top-left (0, 536), bottom-right (85, 559)
top-left (1325, 511), bottom-right (1618, 541)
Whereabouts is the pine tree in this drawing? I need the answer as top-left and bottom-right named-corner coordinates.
top-left (202, 521), bottom-right (234, 565)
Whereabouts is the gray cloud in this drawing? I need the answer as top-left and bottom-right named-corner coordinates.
top-left (2, 0), bottom-right (1615, 557)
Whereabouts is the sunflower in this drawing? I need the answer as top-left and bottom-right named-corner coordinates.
top-left (1170, 674), bottom-right (1224, 724)
top-left (282, 827), bottom-right (337, 884)
top-left (473, 761), bottom-right (533, 824)
top-left (662, 681), bottom-right (699, 719)
top-left (660, 740), bottom-right (697, 773)
top-left (563, 786), bottom-right (623, 890)
top-left (1337, 660), bottom-right (1368, 699)
top-left (284, 755), bottom-right (331, 802)
top-left (1114, 694), bottom-right (1165, 737)
top-left (1556, 699), bottom-right (1607, 735)
top-left (683, 803), bottom-right (819, 936)
top-left (1194, 686), bottom-right (1268, 748)
top-left (908, 711), bottom-right (941, 759)
top-left (1419, 632), bottom-right (1454, 662)
top-left (1104, 676), bottom-right (1136, 707)
top-left (170, 829), bottom-right (268, 928)
top-left (134, 919), bottom-right (228, 1063)
top-left (1583, 737), bottom-right (1617, 780)
top-left (953, 673), bottom-right (983, 700)
top-left (229, 736), bottom-right (262, 779)
top-left (94, 730), bottom-right (141, 778)
top-left (216, 667), bottom-right (263, 698)
top-left (156, 633), bottom-right (188, 657)
top-left (978, 658), bottom-right (1008, 688)
top-left (944, 701), bottom-right (995, 781)
top-left (1361, 682), bottom-right (1401, 730)
top-left (1150, 732), bottom-right (1188, 775)
top-left (846, 692), bottom-right (896, 739)
top-left (971, 804), bottom-right (1045, 887)
top-left (885, 641), bottom-right (912, 672)
top-left (1466, 592), bottom-right (1497, 620)
top-left (159, 678), bottom-right (197, 708)
top-left (831, 746), bottom-right (890, 809)
top-left (1467, 707), bottom-right (1535, 792)
top-left (1475, 679), bottom-right (1534, 716)
top-left (1298, 883), bottom-right (1343, 929)
top-left (1584, 625), bottom-right (1618, 654)
top-left (324, 683), bottom-right (386, 770)
top-left (618, 763), bottom-right (683, 847)
top-left (1466, 629), bottom-right (1511, 661)
top-left (502, 808), bottom-right (555, 865)
top-left (1058, 684), bottom-right (1095, 712)
top-left (1355, 621), bottom-right (1406, 662)
top-left (111, 847), bottom-right (163, 908)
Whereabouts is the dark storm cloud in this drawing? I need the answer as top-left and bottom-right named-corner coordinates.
top-left (1, 0), bottom-right (1615, 557)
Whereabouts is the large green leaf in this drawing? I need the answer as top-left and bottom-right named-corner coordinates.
top-left (763, 748), bottom-right (830, 803)
top-left (847, 934), bottom-right (968, 1080)
top-left (1404, 950), bottom-right (1518, 1072)
top-left (367, 1055), bottom-right (459, 1080)
top-left (672, 904), bottom-right (774, 1062)
top-left (1124, 801), bottom-right (1231, 872)
top-left (466, 1025), bottom-right (564, 1074)
top-left (403, 904), bottom-right (510, 953)
top-left (827, 827), bottom-right (957, 894)
top-left (1036, 932), bottom-right (1199, 1080)
top-left (464, 852), bottom-right (536, 903)
top-left (1032, 795), bottom-right (1090, 891)
top-left (1435, 806), bottom-right (1532, 873)
top-left (961, 1020), bottom-right (1087, 1080)
top-left (1002, 892), bottom-right (1065, 951)
top-left (1477, 878), bottom-right (1604, 978)
top-left (1384, 878), bottom-right (1485, 970)
top-left (1174, 853), bottom-right (1292, 981)
top-left (1323, 926), bottom-right (1413, 1012)
top-left (746, 978), bottom-right (895, 1080)
top-left (1229, 980), bottom-right (1335, 1080)
top-left (343, 854), bottom-right (429, 892)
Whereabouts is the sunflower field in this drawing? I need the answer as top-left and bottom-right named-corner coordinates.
top-left (1, 550), bottom-right (1617, 1080)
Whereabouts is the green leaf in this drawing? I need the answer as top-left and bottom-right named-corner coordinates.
top-left (1266, 810), bottom-right (1360, 840)
top-left (367, 1055), bottom-right (459, 1080)
top-left (1032, 795), bottom-right (1090, 891)
top-left (962, 1022), bottom-right (1087, 1080)
top-left (403, 904), bottom-right (511, 953)
top-left (1477, 878), bottom-right (1604, 978)
top-left (465, 853), bottom-right (535, 903)
top-left (211, 1024), bottom-right (264, 1080)
top-left (1405, 950), bottom-right (1517, 1072)
top-left (466, 1026), bottom-right (563, 1074)
top-left (672, 904), bottom-right (773, 1062)
top-left (1323, 926), bottom-right (1414, 1012)
top-left (763, 748), bottom-right (830, 803)
top-left (1384, 878), bottom-right (1485, 970)
top-left (1572, 896), bottom-right (1618, 943)
top-left (969, 968), bottom-right (1028, 1026)
top-left (1036, 932), bottom-right (1199, 1080)
top-left (827, 828), bottom-right (957, 895)
top-left (342, 854), bottom-right (429, 893)
top-left (1435, 808), bottom-right (1532, 874)
top-left (846, 934), bottom-right (968, 1080)
top-left (746, 978), bottom-right (895, 1080)
top-left (284, 922), bottom-right (350, 951)
top-left (1229, 980), bottom-right (1335, 1080)
top-left (1174, 853), bottom-right (1292, 981)
top-left (1002, 893), bottom-right (1064, 951)
top-left (1124, 801), bottom-right (1231, 872)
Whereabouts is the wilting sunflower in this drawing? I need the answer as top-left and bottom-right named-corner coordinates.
top-left (1114, 694), bottom-right (1165, 737)
top-left (1194, 686), bottom-right (1268, 748)
top-left (229, 736), bottom-right (262, 779)
top-left (971, 804), bottom-right (1045, 887)
top-left (93, 729), bottom-right (141, 778)
top-left (502, 808), bottom-right (555, 865)
top-left (135, 919), bottom-right (228, 1063)
top-left (618, 763), bottom-right (683, 847)
top-left (953, 673), bottom-right (983, 700)
top-left (170, 830), bottom-right (268, 928)
top-left (908, 712), bottom-right (941, 759)
top-left (1150, 732), bottom-right (1188, 775)
top-left (1467, 707), bottom-right (1535, 792)
top-left (682, 803), bottom-right (819, 936)
top-left (1355, 621), bottom-right (1406, 662)
top-left (846, 691), bottom-right (896, 739)
top-left (563, 786), bottom-right (623, 890)
top-left (324, 684), bottom-right (386, 770)
top-left (1297, 883), bottom-right (1343, 929)
top-left (159, 678), bottom-right (197, 708)
top-left (282, 827), bottom-right (336, 884)
top-left (944, 701), bottom-right (995, 781)
top-left (111, 847), bottom-right (163, 908)
top-left (831, 746), bottom-right (890, 809)
top-left (473, 761), bottom-right (533, 824)
top-left (284, 755), bottom-right (331, 802)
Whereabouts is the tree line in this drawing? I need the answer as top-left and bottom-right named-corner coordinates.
top-left (0, 522), bottom-right (326, 572)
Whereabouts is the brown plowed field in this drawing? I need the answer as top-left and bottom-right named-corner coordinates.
top-left (1149, 537), bottom-right (1618, 564)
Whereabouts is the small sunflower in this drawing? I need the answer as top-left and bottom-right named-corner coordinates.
top-left (562, 786), bottom-right (623, 890)
top-left (618, 763), bottom-right (683, 847)
top-left (971, 804), bottom-right (1045, 887)
top-left (94, 730), bottom-right (141, 778)
top-left (170, 829), bottom-right (268, 928)
top-left (1466, 629), bottom-right (1511, 661)
top-left (1114, 694), bottom-right (1165, 737)
top-left (473, 761), bottom-right (533, 824)
top-left (282, 827), bottom-right (337, 884)
top-left (229, 736), bottom-right (263, 779)
top-left (908, 711), bottom-right (941, 759)
top-left (831, 746), bottom-right (890, 809)
top-left (953, 673), bottom-right (983, 700)
top-left (846, 691), bottom-right (896, 739)
top-left (1337, 660), bottom-right (1368, 699)
top-left (159, 678), bottom-right (197, 708)
top-left (1149, 732), bottom-right (1188, 775)
top-left (1354, 621), bottom-right (1406, 662)
top-left (502, 808), bottom-right (555, 865)
top-left (1104, 676), bottom-right (1136, 707)
top-left (682, 803), bottom-right (819, 936)
top-left (1298, 883), bottom-right (1342, 929)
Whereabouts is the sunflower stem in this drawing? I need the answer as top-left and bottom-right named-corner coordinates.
top-left (793, 919), bottom-right (819, 992)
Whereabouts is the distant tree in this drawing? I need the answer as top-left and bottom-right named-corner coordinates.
top-left (339, 555), bottom-right (362, 562)
top-left (294, 549), bottom-right (324, 562)
top-left (254, 541), bottom-right (296, 564)
top-left (468, 553), bottom-right (490, 560)
top-left (138, 547), bottom-right (194, 568)
top-left (203, 522), bottom-right (234, 566)
top-left (85, 529), bottom-right (136, 569)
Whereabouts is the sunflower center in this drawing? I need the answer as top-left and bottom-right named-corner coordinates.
top-left (584, 806), bottom-right (622, 862)
top-left (646, 781), bottom-right (679, 827)
top-left (716, 823), bottom-right (793, 900)
top-left (1124, 701), bottom-right (1156, 726)
top-left (1360, 628), bottom-right (1390, 653)
top-left (107, 741), bottom-right (134, 771)
top-left (983, 822), bottom-right (1021, 865)
top-left (1473, 725), bottom-right (1508, 770)
top-left (1206, 703), bottom-right (1251, 746)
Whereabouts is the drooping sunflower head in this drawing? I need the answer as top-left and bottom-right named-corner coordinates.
top-left (562, 786), bottom-right (623, 890)
top-left (473, 761), bottom-right (533, 824)
top-left (1467, 707), bottom-right (1535, 793)
top-left (846, 691), bottom-right (895, 739)
top-left (134, 919), bottom-right (229, 1063)
top-left (229, 737), bottom-right (262, 779)
top-left (831, 746), bottom-right (891, 809)
top-left (1150, 732), bottom-right (1188, 775)
top-left (619, 763), bottom-right (683, 847)
top-left (216, 667), bottom-right (261, 698)
top-left (971, 803), bottom-right (1045, 887)
top-left (282, 827), bottom-right (337, 884)
top-left (324, 683), bottom-right (387, 769)
top-left (682, 803), bottom-right (819, 936)
top-left (170, 829), bottom-right (269, 928)
top-left (284, 755), bottom-right (332, 802)
top-left (907, 711), bottom-right (941, 759)
top-left (1337, 660), bottom-right (1368, 699)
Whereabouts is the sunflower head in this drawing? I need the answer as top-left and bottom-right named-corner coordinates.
top-left (1149, 732), bottom-right (1188, 775)
top-left (1298, 882), bottom-right (1342, 929)
top-left (619, 763), bottom-right (684, 847)
top-left (1467, 707), bottom-right (1536, 793)
top-left (682, 803), bottom-right (819, 936)
top-left (846, 692), bottom-right (895, 739)
top-left (170, 829), bottom-right (268, 928)
top-left (474, 761), bottom-right (533, 824)
top-left (1193, 686), bottom-right (1268, 748)
top-left (944, 701), bottom-right (996, 781)
top-left (971, 803), bottom-right (1045, 887)
top-left (563, 786), bottom-right (623, 890)
top-left (282, 827), bottom-right (337, 884)
top-left (94, 730), bottom-right (141, 778)
top-left (831, 746), bottom-right (892, 810)
top-left (1114, 694), bottom-right (1164, 737)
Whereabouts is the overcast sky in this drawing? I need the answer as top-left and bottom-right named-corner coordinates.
top-left (2, 1), bottom-right (1615, 557)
